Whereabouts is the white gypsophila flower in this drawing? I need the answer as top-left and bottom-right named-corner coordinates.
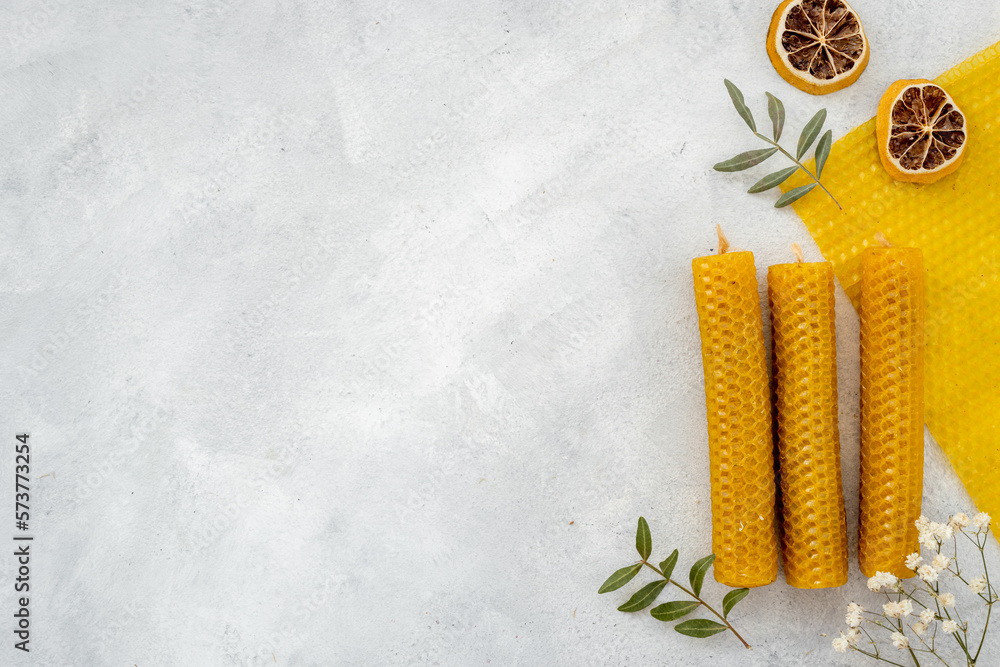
top-left (846, 602), bottom-right (864, 628)
top-left (932, 554), bottom-right (951, 572)
top-left (883, 601), bottom-right (902, 618)
top-left (943, 620), bottom-right (960, 634)
top-left (868, 571), bottom-right (898, 592)
top-left (912, 621), bottom-right (928, 636)
top-left (915, 515), bottom-right (931, 532)
top-left (845, 628), bottom-right (860, 645)
top-left (974, 512), bottom-right (991, 531)
top-left (939, 592), bottom-right (956, 608)
top-left (832, 635), bottom-right (849, 653)
top-left (933, 522), bottom-right (954, 541)
top-left (969, 575), bottom-right (987, 594)
top-left (898, 599), bottom-right (913, 617)
top-left (917, 564), bottom-right (939, 583)
top-left (919, 608), bottom-right (936, 624)
top-left (891, 632), bottom-right (909, 649)
top-left (905, 552), bottom-right (923, 570)
top-left (950, 512), bottom-right (970, 529)
top-left (919, 529), bottom-right (940, 552)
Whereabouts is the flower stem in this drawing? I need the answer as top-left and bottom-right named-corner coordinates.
top-left (973, 531), bottom-right (994, 663)
top-left (754, 133), bottom-right (843, 210)
top-left (639, 560), bottom-right (751, 649)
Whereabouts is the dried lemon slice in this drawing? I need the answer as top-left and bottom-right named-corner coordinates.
top-left (876, 79), bottom-right (967, 184)
top-left (766, 0), bottom-right (869, 95)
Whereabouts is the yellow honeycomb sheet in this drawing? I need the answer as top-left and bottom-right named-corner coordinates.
top-left (783, 39), bottom-right (1000, 528)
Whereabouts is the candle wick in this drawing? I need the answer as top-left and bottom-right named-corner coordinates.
top-left (716, 224), bottom-right (730, 255)
top-left (790, 243), bottom-right (805, 263)
top-left (874, 232), bottom-right (892, 247)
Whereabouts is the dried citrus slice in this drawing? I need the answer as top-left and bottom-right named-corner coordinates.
top-left (766, 0), bottom-right (869, 95)
top-left (876, 79), bottom-right (967, 184)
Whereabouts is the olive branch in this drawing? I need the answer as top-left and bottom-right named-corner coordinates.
top-left (598, 517), bottom-right (752, 648)
top-left (714, 79), bottom-right (842, 210)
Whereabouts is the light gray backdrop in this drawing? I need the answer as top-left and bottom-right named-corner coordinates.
top-left (2, 0), bottom-right (998, 665)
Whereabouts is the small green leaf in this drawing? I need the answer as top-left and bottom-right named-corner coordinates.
top-left (724, 79), bottom-right (756, 133)
top-left (766, 93), bottom-right (785, 141)
top-left (618, 580), bottom-right (668, 612)
top-left (658, 549), bottom-right (679, 581)
top-left (650, 600), bottom-right (701, 622)
top-left (774, 183), bottom-right (817, 208)
top-left (636, 517), bottom-right (651, 561)
top-left (797, 108), bottom-right (827, 160)
top-left (722, 588), bottom-right (750, 619)
top-left (674, 619), bottom-right (729, 638)
top-left (689, 554), bottom-right (715, 597)
top-left (815, 129), bottom-right (833, 178)
top-left (713, 147), bottom-right (778, 172)
top-left (598, 563), bottom-right (643, 594)
top-left (747, 166), bottom-right (799, 193)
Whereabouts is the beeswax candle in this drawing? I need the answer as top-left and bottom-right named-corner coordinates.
top-left (692, 230), bottom-right (778, 588)
top-left (858, 245), bottom-right (924, 578)
top-left (768, 255), bottom-right (848, 589)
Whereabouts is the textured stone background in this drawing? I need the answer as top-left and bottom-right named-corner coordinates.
top-left (1, 0), bottom-right (998, 664)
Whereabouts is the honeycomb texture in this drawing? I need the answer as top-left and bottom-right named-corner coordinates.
top-left (768, 262), bottom-right (848, 589)
top-left (858, 248), bottom-right (924, 578)
top-left (783, 39), bottom-right (1000, 538)
top-left (692, 251), bottom-right (778, 588)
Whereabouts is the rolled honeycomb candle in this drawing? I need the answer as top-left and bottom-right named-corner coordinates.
top-left (858, 245), bottom-right (925, 578)
top-left (692, 230), bottom-right (778, 588)
top-left (768, 254), bottom-right (848, 589)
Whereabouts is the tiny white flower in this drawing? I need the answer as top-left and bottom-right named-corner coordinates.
top-left (891, 632), bottom-right (909, 650)
top-left (950, 512), bottom-right (970, 529)
top-left (917, 564), bottom-right (939, 583)
top-left (898, 599), bottom-right (913, 617)
top-left (832, 635), bottom-right (849, 653)
top-left (846, 602), bottom-right (864, 628)
top-left (919, 608), bottom-right (936, 624)
top-left (919, 529), bottom-right (940, 552)
top-left (868, 571), bottom-right (898, 592)
top-left (845, 628), bottom-right (860, 645)
top-left (915, 515), bottom-right (931, 532)
top-left (974, 512), bottom-right (991, 531)
top-left (883, 601), bottom-right (902, 618)
top-left (912, 621), bottom-right (928, 636)
top-left (943, 620), bottom-right (960, 634)
top-left (933, 522), bottom-right (954, 541)
top-left (969, 575), bottom-right (987, 594)
top-left (939, 592), bottom-right (956, 608)
top-left (905, 552), bottom-right (923, 570)
top-left (932, 554), bottom-right (951, 572)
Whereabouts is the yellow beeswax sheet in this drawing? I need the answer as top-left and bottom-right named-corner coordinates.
top-left (783, 39), bottom-right (1000, 527)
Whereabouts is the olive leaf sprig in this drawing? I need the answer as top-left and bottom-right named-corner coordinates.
top-left (714, 79), bottom-right (842, 210)
top-left (598, 517), bottom-right (752, 649)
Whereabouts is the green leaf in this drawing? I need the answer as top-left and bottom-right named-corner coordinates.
top-left (650, 600), bottom-right (701, 622)
top-left (724, 79), bottom-right (756, 133)
top-left (598, 563), bottom-right (643, 594)
top-left (747, 166), bottom-right (799, 193)
top-left (636, 517), bottom-right (652, 561)
top-left (674, 619), bottom-right (729, 638)
top-left (618, 580), bottom-right (668, 612)
top-left (713, 147), bottom-right (778, 173)
top-left (658, 549), bottom-right (679, 581)
top-left (766, 92), bottom-right (785, 141)
top-left (689, 554), bottom-right (715, 597)
top-left (815, 129), bottom-right (833, 178)
top-left (774, 183), bottom-right (817, 208)
top-left (722, 588), bottom-right (750, 619)
top-left (796, 108), bottom-right (827, 160)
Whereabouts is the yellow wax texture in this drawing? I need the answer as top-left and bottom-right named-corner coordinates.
top-left (768, 262), bottom-right (848, 589)
top-left (858, 247), bottom-right (925, 578)
top-left (692, 251), bottom-right (778, 588)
